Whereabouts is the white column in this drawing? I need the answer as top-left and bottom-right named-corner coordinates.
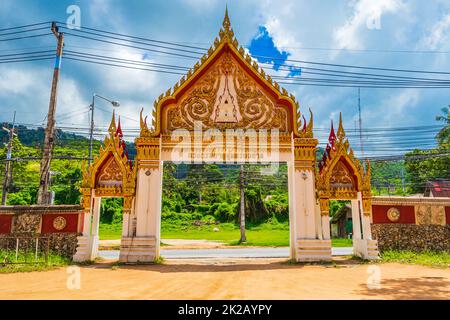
top-left (89, 197), bottom-right (101, 260)
top-left (315, 203), bottom-right (323, 240)
top-left (120, 162), bottom-right (162, 263)
top-left (293, 169), bottom-right (316, 239)
top-left (287, 161), bottom-right (297, 259)
top-left (122, 213), bottom-right (130, 237)
top-left (321, 214), bottom-right (331, 240)
top-left (350, 199), bottom-right (362, 240)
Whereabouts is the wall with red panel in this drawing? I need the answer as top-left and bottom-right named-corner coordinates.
top-left (372, 205), bottom-right (416, 224)
top-left (0, 215), bottom-right (12, 234)
top-left (41, 213), bottom-right (79, 233)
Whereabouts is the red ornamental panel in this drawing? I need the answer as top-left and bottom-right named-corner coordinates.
top-left (41, 213), bottom-right (79, 233)
top-left (0, 215), bottom-right (13, 234)
top-left (372, 205), bottom-right (416, 224)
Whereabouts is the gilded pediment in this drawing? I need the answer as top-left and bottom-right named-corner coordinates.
top-left (140, 8), bottom-right (304, 138)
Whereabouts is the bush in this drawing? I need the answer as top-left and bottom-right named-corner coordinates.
top-left (7, 191), bottom-right (32, 205)
top-left (213, 202), bottom-right (236, 222)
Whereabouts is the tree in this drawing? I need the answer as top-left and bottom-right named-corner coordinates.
top-left (404, 106), bottom-right (450, 194)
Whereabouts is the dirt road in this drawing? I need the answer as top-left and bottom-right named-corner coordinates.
top-left (0, 259), bottom-right (449, 299)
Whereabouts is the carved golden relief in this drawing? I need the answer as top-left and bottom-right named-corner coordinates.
top-left (97, 157), bottom-right (123, 186)
top-left (330, 161), bottom-right (355, 189)
top-left (141, 9), bottom-right (303, 138)
top-left (415, 205), bottom-right (446, 226)
top-left (80, 112), bottom-right (136, 211)
top-left (164, 52), bottom-right (289, 132)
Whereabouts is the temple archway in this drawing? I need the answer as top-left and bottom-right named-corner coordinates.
top-left (74, 113), bottom-right (136, 262)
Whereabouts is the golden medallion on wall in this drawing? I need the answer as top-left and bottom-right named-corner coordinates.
top-left (53, 216), bottom-right (67, 231)
top-left (387, 207), bottom-right (400, 222)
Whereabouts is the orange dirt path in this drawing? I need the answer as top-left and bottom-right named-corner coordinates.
top-left (0, 259), bottom-right (449, 300)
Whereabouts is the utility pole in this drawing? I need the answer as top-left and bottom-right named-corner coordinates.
top-left (2, 111), bottom-right (16, 205)
top-left (37, 22), bottom-right (64, 204)
top-left (358, 87), bottom-right (364, 158)
top-left (88, 94), bottom-right (120, 166)
top-left (239, 164), bottom-right (246, 243)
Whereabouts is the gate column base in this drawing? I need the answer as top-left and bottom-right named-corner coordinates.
top-left (119, 236), bottom-right (157, 263)
top-left (296, 239), bottom-right (332, 262)
top-left (73, 235), bottom-right (91, 262)
top-left (353, 239), bottom-right (379, 260)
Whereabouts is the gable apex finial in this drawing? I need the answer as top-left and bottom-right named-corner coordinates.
top-left (223, 5), bottom-right (230, 29)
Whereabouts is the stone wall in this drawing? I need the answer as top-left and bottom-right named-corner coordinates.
top-left (0, 205), bottom-right (82, 257)
top-left (371, 224), bottom-right (450, 252)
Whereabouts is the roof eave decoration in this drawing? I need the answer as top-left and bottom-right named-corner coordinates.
top-left (316, 112), bottom-right (371, 196)
top-left (140, 8), bottom-right (304, 138)
top-left (81, 111), bottom-right (136, 193)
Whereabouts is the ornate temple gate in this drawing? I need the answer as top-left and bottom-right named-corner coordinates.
top-left (73, 10), bottom-right (378, 263)
top-left (316, 115), bottom-right (378, 260)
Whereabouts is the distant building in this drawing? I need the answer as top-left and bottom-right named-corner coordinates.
top-left (330, 204), bottom-right (353, 238)
top-left (424, 180), bottom-right (450, 198)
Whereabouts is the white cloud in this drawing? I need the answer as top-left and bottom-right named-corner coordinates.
top-left (421, 13), bottom-right (450, 50)
top-left (333, 0), bottom-right (404, 50)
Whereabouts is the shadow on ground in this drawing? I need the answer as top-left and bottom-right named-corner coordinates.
top-left (355, 276), bottom-right (449, 299)
top-left (81, 256), bottom-right (364, 273)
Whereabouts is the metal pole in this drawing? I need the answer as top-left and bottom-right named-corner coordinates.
top-left (2, 111), bottom-right (16, 205)
top-left (88, 95), bottom-right (95, 166)
top-left (37, 22), bottom-right (64, 204)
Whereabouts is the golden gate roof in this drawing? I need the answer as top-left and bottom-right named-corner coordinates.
top-left (140, 8), bottom-right (309, 138)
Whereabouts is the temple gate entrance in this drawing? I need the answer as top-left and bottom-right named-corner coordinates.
top-left (73, 10), bottom-right (378, 263)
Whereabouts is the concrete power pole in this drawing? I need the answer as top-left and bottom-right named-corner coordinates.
top-left (239, 165), bottom-right (246, 243)
top-left (1, 111), bottom-right (16, 205)
top-left (37, 22), bottom-right (64, 205)
top-left (358, 87), bottom-right (364, 158)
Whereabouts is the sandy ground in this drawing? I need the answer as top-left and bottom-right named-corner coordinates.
top-left (100, 239), bottom-right (244, 250)
top-left (0, 258), bottom-right (449, 300)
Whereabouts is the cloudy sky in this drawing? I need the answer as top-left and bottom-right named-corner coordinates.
top-left (1, 0), bottom-right (449, 156)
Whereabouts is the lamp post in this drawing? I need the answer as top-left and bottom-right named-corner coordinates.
top-left (88, 94), bottom-right (120, 165)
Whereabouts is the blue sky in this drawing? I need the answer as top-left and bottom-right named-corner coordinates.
top-left (1, 0), bottom-right (449, 156)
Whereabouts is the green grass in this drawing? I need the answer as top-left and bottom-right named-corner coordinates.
top-left (100, 222), bottom-right (353, 247)
top-left (99, 223), bottom-right (123, 240)
top-left (0, 249), bottom-right (71, 273)
top-left (380, 250), bottom-right (450, 268)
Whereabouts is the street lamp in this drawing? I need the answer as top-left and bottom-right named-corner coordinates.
top-left (88, 93), bottom-right (120, 165)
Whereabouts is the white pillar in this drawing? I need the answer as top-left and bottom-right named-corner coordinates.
top-left (315, 203), bottom-right (323, 240)
top-left (350, 199), bottom-right (362, 240)
top-left (89, 197), bottom-right (101, 261)
top-left (321, 214), bottom-right (331, 240)
top-left (293, 169), bottom-right (316, 239)
top-left (287, 161), bottom-right (297, 260)
top-left (120, 162), bottom-right (163, 263)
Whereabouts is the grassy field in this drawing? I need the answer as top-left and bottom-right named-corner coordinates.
top-left (380, 250), bottom-right (450, 268)
top-left (0, 250), bottom-right (71, 273)
top-left (99, 222), bottom-right (353, 247)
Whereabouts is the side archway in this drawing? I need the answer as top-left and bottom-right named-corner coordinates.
top-left (316, 113), bottom-right (378, 260)
top-left (73, 112), bottom-right (136, 262)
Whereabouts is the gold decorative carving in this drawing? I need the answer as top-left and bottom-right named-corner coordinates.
top-left (387, 207), bottom-right (400, 222)
top-left (163, 52), bottom-right (290, 132)
top-left (142, 8), bottom-right (302, 138)
top-left (81, 111), bottom-right (136, 207)
top-left (316, 113), bottom-right (371, 201)
top-left (415, 205), bottom-right (446, 226)
top-left (53, 216), bottom-right (67, 230)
